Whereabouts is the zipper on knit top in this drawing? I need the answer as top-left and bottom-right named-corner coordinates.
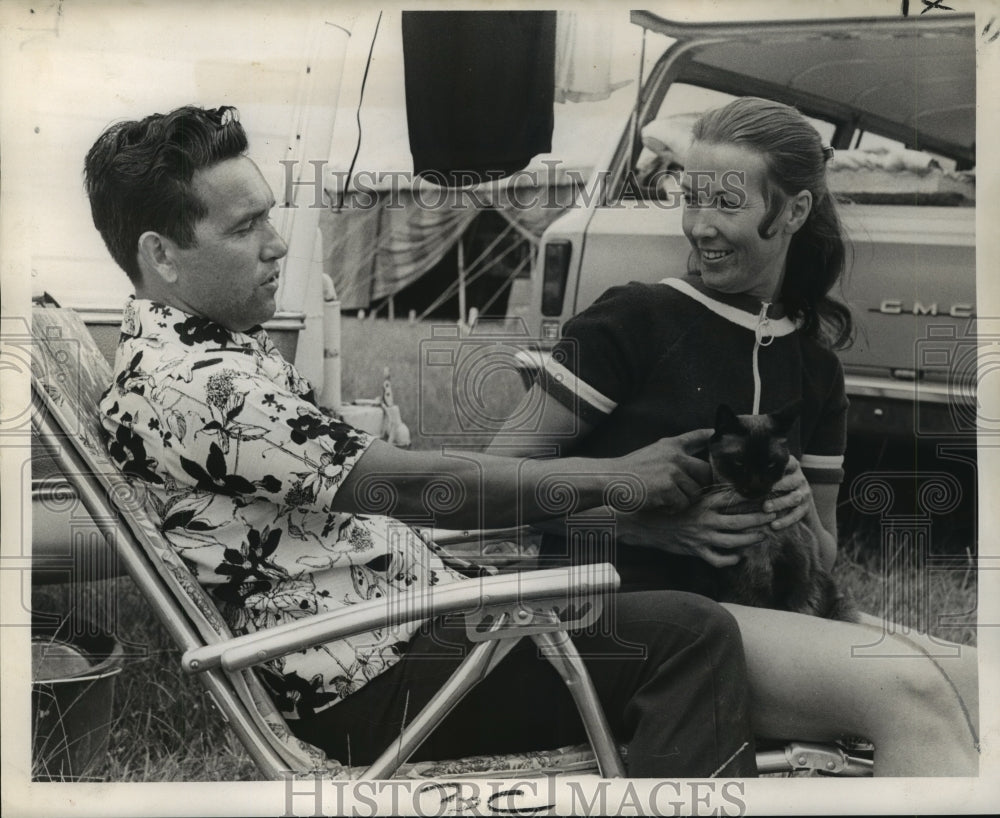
top-left (656, 278), bottom-right (798, 416)
top-left (752, 301), bottom-right (774, 414)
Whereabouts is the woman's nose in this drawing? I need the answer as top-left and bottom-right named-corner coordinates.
top-left (685, 209), bottom-right (719, 240)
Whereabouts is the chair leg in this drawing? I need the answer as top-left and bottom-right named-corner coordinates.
top-left (360, 624), bottom-right (524, 780)
top-left (532, 628), bottom-right (627, 778)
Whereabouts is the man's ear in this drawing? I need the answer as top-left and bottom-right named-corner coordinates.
top-left (137, 231), bottom-right (178, 284)
top-left (784, 189), bottom-right (813, 235)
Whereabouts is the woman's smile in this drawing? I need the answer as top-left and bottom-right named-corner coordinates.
top-left (699, 248), bottom-right (733, 263)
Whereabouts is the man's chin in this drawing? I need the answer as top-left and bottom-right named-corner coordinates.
top-left (228, 304), bottom-right (277, 333)
top-left (254, 301), bottom-right (279, 329)
top-left (244, 314), bottom-right (276, 332)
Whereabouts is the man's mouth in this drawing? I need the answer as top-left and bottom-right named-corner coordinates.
top-left (262, 270), bottom-right (280, 286)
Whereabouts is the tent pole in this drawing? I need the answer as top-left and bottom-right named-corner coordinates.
top-left (457, 238), bottom-right (467, 328)
top-left (320, 273), bottom-right (342, 411)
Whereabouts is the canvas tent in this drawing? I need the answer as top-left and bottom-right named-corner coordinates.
top-left (316, 9), bottom-right (642, 320)
top-left (318, 170), bottom-right (585, 318)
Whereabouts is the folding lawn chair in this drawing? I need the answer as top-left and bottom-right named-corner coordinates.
top-left (27, 304), bottom-right (873, 779)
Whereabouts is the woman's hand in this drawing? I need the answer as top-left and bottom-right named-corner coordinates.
top-left (763, 456), bottom-right (812, 530)
top-left (762, 456), bottom-right (838, 570)
top-left (618, 492), bottom-right (776, 568)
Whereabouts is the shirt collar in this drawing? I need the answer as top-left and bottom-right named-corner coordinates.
top-left (660, 275), bottom-right (799, 336)
top-left (121, 297), bottom-right (266, 348)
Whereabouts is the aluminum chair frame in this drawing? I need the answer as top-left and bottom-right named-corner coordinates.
top-left (36, 401), bottom-right (627, 777)
top-left (29, 306), bottom-right (630, 780)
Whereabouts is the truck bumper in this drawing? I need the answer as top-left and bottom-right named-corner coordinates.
top-left (844, 375), bottom-right (977, 440)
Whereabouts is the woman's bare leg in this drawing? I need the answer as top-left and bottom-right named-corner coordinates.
top-left (723, 604), bottom-right (980, 776)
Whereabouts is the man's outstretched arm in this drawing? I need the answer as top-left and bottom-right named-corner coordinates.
top-left (333, 433), bottom-right (712, 529)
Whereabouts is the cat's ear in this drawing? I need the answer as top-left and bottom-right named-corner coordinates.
top-left (771, 400), bottom-right (802, 436)
top-left (714, 403), bottom-right (741, 435)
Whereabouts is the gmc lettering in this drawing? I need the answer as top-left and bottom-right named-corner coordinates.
top-left (877, 300), bottom-right (974, 318)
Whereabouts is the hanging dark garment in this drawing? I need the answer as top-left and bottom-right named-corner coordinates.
top-left (401, 11), bottom-right (556, 186)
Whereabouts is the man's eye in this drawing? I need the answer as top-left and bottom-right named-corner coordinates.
top-left (238, 215), bottom-right (272, 234)
top-left (719, 197), bottom-right (742, 211)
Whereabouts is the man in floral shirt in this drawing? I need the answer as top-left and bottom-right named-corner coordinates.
top-left (85, 105), bottom-right (757, 777)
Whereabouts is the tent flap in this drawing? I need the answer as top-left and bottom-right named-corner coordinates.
top-left (320, 184), bottom-right (579, 311)
top-left (373, 193), bottom-right (479, 301)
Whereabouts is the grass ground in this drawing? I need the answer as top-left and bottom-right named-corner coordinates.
top-left (30, 317), bottom-right (980, 781)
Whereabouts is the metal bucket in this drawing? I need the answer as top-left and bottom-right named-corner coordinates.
top-left (32, 616), bottom-right (123, 780)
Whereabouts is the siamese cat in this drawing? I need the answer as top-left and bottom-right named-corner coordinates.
top-left (708, 401), bottom-right (855, 621)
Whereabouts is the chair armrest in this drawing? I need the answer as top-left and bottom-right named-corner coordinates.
top-left (182, 563), bottom-right (619, 674)
top-left (423, 519), bottom-right (571, 545)
top-left (418, 526), bottom-right (545, 574)
top-left (421, 526), bottom-right (532, 546)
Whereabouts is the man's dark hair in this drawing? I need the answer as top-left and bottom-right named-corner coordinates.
top-left (84, 105), bottom-right (248, 284)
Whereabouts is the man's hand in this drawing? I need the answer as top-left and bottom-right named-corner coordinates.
top-left (618, 491), bottom-right (775, 568)
top-left (612, 429), bottom-right (714, 515)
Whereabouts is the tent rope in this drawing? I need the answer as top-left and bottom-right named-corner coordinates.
top-left (415, 222), bottom-right (526, 321)
top-left (335, 11), bottom-right (383, 213)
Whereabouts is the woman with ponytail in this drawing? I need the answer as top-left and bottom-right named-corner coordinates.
top-left (498, 96), bottom-right (853, 586)
top-left (488, 97), bottom-right (980, 775)
top-left (690, 97), bottom-right (853, 349)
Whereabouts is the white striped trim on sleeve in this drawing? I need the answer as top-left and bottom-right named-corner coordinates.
top-left (800, 453), bottom-right (845, 472)
top-left (542, 356), bottom-right (618, 418)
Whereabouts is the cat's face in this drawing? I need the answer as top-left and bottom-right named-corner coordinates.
top-left (709, 403), bottom-right (799, 499)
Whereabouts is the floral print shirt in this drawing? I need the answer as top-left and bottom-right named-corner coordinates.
top-left (99, 298), bottom-right (463, 719)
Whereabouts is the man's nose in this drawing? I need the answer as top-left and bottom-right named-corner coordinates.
top-left (262, 222), bottom-right (288, 260)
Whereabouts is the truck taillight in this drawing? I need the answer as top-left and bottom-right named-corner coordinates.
top-left (541, 240), bottom-right (571, 316)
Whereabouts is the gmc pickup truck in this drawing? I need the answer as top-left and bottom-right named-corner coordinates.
top-left (525, 12), bottom-right (976, 442)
